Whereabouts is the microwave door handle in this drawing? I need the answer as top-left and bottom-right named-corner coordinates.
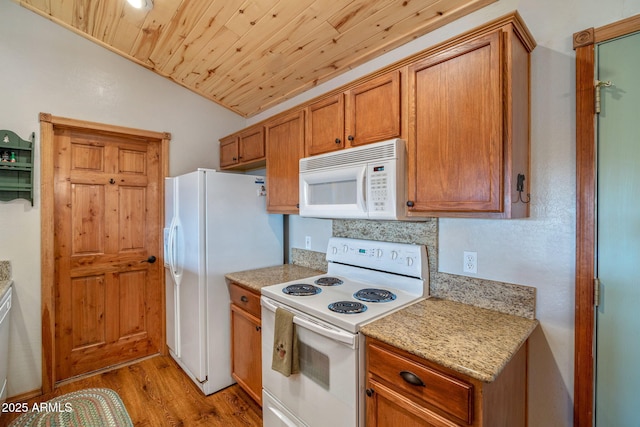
top-left (359, 166), bottom-right (367, 211)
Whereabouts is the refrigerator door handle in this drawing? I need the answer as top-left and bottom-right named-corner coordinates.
top-left (168, 219), bottom-right (182, 286)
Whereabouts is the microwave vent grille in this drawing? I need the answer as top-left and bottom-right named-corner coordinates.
top-left (300, 139), bottom-right (401, 172)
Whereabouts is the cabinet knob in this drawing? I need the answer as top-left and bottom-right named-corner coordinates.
top-left (296, 203), bottom-right (300, 209)
top-left (348, 135), bottom-right (354, 141)
top-left (335, 138), bottom-right (341, 144)
top-left (240, 295), bottom-right (249, 303)
top-left (365, 388), bottom-right (374, 397)
top-left (256, 325), bottom-right (261, 332)
top-left (232, 157), bottom-right (237, 161)
top-left (399, 370), bottom-right (425, 387)
top-left (406, 201), bottom-right (415, 207)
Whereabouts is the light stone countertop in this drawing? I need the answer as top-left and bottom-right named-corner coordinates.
top-left (0, 260), bottom-right (11, 299)
top-left (226, 265), bottom-right (538, 383)
top-left (0, 280), bottom-right (11, 300)
top-left (225, 264), bottom-right (324, 293)
top-left (360, 298), bottom-right (539, 383)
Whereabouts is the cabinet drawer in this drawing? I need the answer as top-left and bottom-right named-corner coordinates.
top-left (368, 342), bottom-right (473, 424)
top-left (229, 283), bottom-right (261, 317)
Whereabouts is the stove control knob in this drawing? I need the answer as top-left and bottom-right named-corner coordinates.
top-left (343, 244), bottom-right (349, 253)
top-left (331, 246), bottom-right (338, 255)
top-left (391, 250), bottom-right (398, 260)
top-left (407, 257), bottom-right (414, 266)
top-left (376, 249), bottom-right (383, 258)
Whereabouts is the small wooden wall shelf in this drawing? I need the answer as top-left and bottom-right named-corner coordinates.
top-left (0, 130), bottom-right (34, 205)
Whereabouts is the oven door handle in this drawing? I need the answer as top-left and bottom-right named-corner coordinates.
top-left (261, 297), bottom-right (357, 348)
top-left (293, 315), bottom-right (356, 347)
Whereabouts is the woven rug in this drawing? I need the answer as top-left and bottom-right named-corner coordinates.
top-left (9, 388), bottom-right (133, 427)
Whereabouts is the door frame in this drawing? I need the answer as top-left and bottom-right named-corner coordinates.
top-left (39, 112), bottom-right (171, 393)
top-left (573, 14), bottom-right (640, 427)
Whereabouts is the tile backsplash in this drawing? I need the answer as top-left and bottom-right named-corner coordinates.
top-left (291, 219), bottom-right (535, 319)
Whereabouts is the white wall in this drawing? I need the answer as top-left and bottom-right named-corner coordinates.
top-left (0, 0), bottom-right (245, 397)
top-left (249, 0), bottom-right (640, 426)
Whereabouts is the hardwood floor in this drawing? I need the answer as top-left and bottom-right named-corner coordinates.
top-left (0, 355), bottom-right (262, 426)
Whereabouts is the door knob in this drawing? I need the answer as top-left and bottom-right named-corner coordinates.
top-left (142, 255), bottom-right (157, 264)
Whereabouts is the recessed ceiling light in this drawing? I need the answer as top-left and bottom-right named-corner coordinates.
top-left (127, 0), bottom-right (153, 11)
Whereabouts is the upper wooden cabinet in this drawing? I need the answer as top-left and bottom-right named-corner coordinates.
top-left (305, 94), bottom-right (345, 156)
top-left (266, 110), bottom-right (305, 214)
top-left (406, 17), bottom-right (534, 218)
top-left (220, 13), bottom-right (533, 219)
top-left (220, 124), bottom-right (265, 170)
top-left (305, 70), bottom-right (402, 156)
top-left (345, 70), bottom-right (402, 147)
top-left (219, 134), bottom-right (239, 169)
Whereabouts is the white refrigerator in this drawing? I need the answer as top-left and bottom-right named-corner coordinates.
top-left (164, 169), bottom-right (283, 395)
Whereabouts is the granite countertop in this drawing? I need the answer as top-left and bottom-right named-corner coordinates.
top-left (0, 280), bottom-right (11, 300)
top-left (225, 264), bottom-right (324, 293)
top-left (360, 298), bottom-right (539, 383)
top-left (0, 260), bottom-right (11, 299)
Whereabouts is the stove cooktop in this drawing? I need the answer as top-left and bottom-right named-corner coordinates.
top-left (261, 238), bottom-right (429, 333)
top-left (261, 273), bottom-right (423, 333)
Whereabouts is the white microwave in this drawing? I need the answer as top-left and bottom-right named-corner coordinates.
top-left (299, 138), bottom-right (407, 220)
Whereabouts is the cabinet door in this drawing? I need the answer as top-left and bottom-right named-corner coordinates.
top-left (345, 70), bottom-right (401, 147)
top-left (231, 304), bottom-right (262, 405)
top-left (219, 135), bottom-right (239, 168)
top-left (407, 31), bottom-right (502, 214)
top-left (238, 126), bottom-right (265, 163)
top-left (266, 110), bottom-right (305, 213)
top-left (366, 379), bottom-right (461, 427)
top-left (305, 94), bottom-right (345, 156)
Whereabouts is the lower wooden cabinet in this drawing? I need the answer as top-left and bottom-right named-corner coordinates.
top-left (229, 283), bottom-right (262, 405)
top-left (365, 338), bottom-right (527, 427)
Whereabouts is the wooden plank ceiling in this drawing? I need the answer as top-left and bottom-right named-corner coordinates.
top-left (16, 0), bottom-right (495, 117)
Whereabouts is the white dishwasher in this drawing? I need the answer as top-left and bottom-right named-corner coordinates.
top-left (0, 285), bottom-right (12, 404)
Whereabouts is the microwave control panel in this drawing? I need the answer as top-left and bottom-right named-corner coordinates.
top-left (367, 160), bottom-right (396, 217)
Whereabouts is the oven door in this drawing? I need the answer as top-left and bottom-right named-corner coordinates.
top-left (261, 296), bottom-right (359, 427)
top-left (299, 164), bottom-right (367, 219)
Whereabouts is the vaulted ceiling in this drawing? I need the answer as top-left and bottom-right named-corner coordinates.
top-left (16, 0), bottom-right (494, 117)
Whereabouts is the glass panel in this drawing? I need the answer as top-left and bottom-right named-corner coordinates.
top-left (308, 180), bottom-right (357, 205)
top-left (299, 340), bottom-right (330, 390)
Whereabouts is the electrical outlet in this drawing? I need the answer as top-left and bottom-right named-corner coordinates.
top-left (305, 236), bottom-right (312, 250)
top-left (463, 251), bottom-right (477, 274)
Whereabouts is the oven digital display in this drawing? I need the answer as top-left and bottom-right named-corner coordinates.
top-left (358, 249), bottom-right (366, 254)
top-left (373, 166), bottom-right (385, 172)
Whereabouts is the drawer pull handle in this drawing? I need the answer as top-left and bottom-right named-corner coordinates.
top-left (240, 295), bottom-right (249, 303)
top-left (400, 370), bottom-right (425, 387)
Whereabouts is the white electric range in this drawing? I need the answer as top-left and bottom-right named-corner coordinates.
top-left (261, 237), bottom-right (429, 427)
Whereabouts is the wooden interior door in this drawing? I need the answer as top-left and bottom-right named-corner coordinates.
top-left (53, 128), bottom-right (163, 381)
